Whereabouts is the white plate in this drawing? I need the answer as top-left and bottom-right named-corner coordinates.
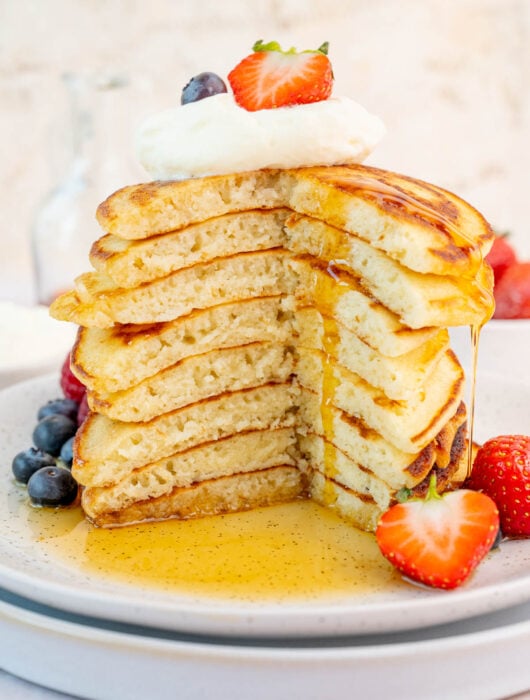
top-left (1, 373), bottom-right (530, 640)
top-left (3, 587), bottom-right (530, 700)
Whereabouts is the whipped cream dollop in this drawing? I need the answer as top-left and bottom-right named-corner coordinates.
top-left (135, 93), bottom-right (385, 180)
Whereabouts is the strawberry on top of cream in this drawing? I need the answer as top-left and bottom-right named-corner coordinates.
top-left (135, 92), bottom-right (385, 180)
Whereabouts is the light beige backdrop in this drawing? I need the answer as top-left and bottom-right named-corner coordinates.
top-left (1, 0), bottom-right (529, 303)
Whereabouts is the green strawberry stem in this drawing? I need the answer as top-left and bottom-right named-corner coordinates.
top-left (395, 487), bottom-right (412, 503)
top-left (425, 473), bottom-right (442, 501)
top-left (252, 40), bottom-right (329, 56)
top-left (396, 474), bottom-right (441, 505)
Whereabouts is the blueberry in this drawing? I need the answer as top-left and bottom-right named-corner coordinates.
top-left (37, 398), bottom-right (79, 422)
top-left (59, 436), bottom-right (75, 469)
top-left (27, 466), bottom-right (78, 507)
top-left (181, 72), bottom-right (227, 105)
top-left (32, 414), bottom-right (77, 457)
top-left (12, 447), bottom-right (56, 484)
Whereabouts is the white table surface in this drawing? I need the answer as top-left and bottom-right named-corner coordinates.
top-left (1, 665), bottom-right (529, 700)
top-left (0, 670), bottom-right (75, 698)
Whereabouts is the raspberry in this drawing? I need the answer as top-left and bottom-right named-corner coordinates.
top-left (60, 353), bottom-right (86, 403)
top-left (77, 393), bottom-right (89, 426)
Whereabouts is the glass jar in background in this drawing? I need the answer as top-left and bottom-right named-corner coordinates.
top-left (31, 73), bottom-right (139, 305)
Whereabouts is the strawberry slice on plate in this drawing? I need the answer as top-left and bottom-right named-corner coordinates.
top-left (376, 477), bottom-right (499, 590)
top-left (228, 40), bottom-right (333, 111)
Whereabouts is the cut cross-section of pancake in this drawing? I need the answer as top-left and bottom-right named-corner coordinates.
top-left (296, 347), bottom-right (464, 454)
top-left (88, 341), bottom-right (295, 422)
top-left (296, 308), bottom-right (449, 400)
top-left (53, 249), bottom-right (296, 328)
top-left (73, 383), bottom-right (299, 487)
top-left (82, 427), bottom-right (299, 523)
top-left (86, 467), bottom-right (307, 528)
top-left (90, 209), bottom-right (290, 288)
top-left (72, 296), bottom-right (293, 394)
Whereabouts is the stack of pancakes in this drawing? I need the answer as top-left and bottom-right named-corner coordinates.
top-left (50, 165), bottom-right (494, 530)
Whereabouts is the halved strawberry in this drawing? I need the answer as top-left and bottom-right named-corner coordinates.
top-left (228, 40), bottom-right (333, 112)
top-left (376, 477), bottom-right (499, 590)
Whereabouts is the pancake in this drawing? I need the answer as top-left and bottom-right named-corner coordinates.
top-left (72, 296), bottom-right (292, 394)
top-left (296, 347), bottom-right (464, 454)
top-left (52, 214), bottom-right (492, 332)
top-left (53, 163), bottom-right (494, 531)
top-left (52, 249), bottom-right (295, 328)
top-left (94, 165), bottom-right (494, 280)
top-left (87, 466), bottom-right (307, 528)
top-left (83, 407), bottom-right (466, 529)
top-left (73, 383), bottom-right (298, 487)
top-left (298, 393), bottom-right (466, 490)
top-left (84, 411), bottom-right (467, 530)
top-left (90, 209), bottom-right (290, 288)
top-left (82, 427), bottom-right (299, 523)
top-left (309, 436), bottom-right (468, 533)
top-left (284, 166), bottom-right (493, 276)
top-left (88, 341), bottom-right (294, 422)
top-left (290, 257), bottom-right (439, 357)
top-left (296, 309), bottom-right (449, 401)
top-left (286, 215), bottom-right (493, 329)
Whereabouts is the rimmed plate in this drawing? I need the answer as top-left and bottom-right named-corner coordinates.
top-left (1, 373), bottom-right (530, 639)
top-left (3, 588), bottom-right (530, 700)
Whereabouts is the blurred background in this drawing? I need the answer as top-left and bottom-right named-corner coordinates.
top-left (1, 0), bottom-right (529, 304)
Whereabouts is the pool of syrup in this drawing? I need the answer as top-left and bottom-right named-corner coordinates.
top-left (23, 498), bottom-right (401, 601)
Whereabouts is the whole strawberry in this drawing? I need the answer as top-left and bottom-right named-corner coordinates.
top-left (376, 476), bottom-right (499, 590)
top-left (493, 262), bottom-right (530, 319)
top-left (60, 352), bottom-right (86, 403)
top-left (486, 235), bottom-right (517, 285)
top-left (228, 40), bottom-right (333, 112)
top-left (467, 435), bottom-right (530, 537)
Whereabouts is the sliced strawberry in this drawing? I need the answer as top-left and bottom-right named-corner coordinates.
top-left (228, 40), bottom-right (333, 112)
top-left (493, 261), bottom-right (530, 319)
top-left (376, 477), bottom-right (499, 590)
top-left (60, 352), bottom-right (86, 403)
top-left (486, 235), bottom-right (517, 284)
top-left (467, 435), bottom-right (530, 537)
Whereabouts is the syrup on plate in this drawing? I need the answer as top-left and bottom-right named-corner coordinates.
top-left (23, 497), bottom-right (401, 600)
